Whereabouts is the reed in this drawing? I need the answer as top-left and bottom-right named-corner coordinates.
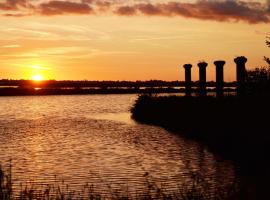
top-left (0, 165), bottom-right (239, 200)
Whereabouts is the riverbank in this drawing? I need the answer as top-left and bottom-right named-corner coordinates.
top-left (131, 94), bottom-right (270, 168)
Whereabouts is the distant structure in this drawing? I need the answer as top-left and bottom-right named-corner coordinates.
top-left (234, 56), bottom-right (247, 97)
top-left (183, 64), bottom-right (192, 96)
top-left (197, 62), bottom-right (208, 96)
top-left (214, 60), bottom-right (225, 97)
top-left (182, 56), bottom-right (247, 97)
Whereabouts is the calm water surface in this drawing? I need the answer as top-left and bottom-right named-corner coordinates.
top-left (0, 94), bottom-right (236, 196)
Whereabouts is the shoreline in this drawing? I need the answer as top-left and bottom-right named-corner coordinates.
top-left (131, 94), bottom-right (270, 169)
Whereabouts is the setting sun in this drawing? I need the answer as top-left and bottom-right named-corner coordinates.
top-left (31, 74), bottom-right (43, 81)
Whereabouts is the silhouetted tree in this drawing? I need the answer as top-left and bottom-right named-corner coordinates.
top-left (264, 36), bottom-right (270, 66)
top-left (246, 67), bottom-right (270, 95)
top-left (245, 37), bottom-right (270, 94)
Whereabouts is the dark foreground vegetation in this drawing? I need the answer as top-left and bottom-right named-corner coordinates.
top-left (0, 165), bottom-right (240, 200)
top-left (131, 94), bottom-right (270, 164)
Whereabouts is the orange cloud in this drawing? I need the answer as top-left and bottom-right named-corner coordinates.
top-left (0, 0), bottom-right (29, 10)
top-left (0, 0), bottom-right (270, 24)
top-left (38, 0), bottom-right (93, 15)
top-left (116, 6), bottom-right (136, 16)
top-left (115, 1), bottom-right (270, 24)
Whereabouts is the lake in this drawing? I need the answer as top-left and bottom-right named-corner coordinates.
top-left (0, 94), bottom-right (236, 197)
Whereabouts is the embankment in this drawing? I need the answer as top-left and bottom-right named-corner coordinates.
top-left (131, 94), bottom-right (270, 168)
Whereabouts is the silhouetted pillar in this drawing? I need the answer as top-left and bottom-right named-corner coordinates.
top-left (214, 60), bottom-right (225, 97)
top-left (234, 56), bottom-right (247, 97)
top-left (197, 62), bottom-right (208, 96)
top-left (183, 64), bottom-right (192, 96)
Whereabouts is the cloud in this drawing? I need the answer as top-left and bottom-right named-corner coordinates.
top-left (30, 65), bottom-right (51, 70)
top-left (0, 46), bottom-right (90, 60)
top-left (1, 0), bottom-right (270, 24)
top-left (95, 0), bottom-right (112, 11)
top-left (115, 1), bottom-right (270, 23)
top-left (38, 0), bottom-right (93, 15)
top-left (116, 6), bottom-right (137, 15)
top-left (0, 0), bottom-right (29, 10)
top-left (2, 44), bottom-right (21, 48)
top-left (0, 23), bottom-right (111, 41)
top-left (2, 13), bottom-right (30, 17)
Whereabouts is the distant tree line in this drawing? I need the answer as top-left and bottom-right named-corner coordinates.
top-left (0, 79), bottom-right (237, 89)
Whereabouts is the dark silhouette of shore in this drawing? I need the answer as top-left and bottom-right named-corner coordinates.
top-left (131, 56), bottom-right (270, 169)
top-left (131, 94), bottom-right (270, 164)
top-left (130, 93), bottom-right (270, 199)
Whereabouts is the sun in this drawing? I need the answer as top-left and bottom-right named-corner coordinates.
top-left (31, 74), bottom-right (44, 81)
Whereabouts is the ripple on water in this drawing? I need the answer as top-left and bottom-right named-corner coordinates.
top-left (0, 95), bottom-right (236, 196)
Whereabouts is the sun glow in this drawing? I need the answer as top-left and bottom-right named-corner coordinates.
top-left (31, 74), bottom-right (44, 81)
top-left (29, 64), bottom-right (48, 81)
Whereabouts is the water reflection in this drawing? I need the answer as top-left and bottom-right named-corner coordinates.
top-left (91, 112), bottom-right (135, 124)
top-left (0, 94), bottom-right (235, 196)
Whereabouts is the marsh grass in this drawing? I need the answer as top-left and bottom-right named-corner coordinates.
top-left (0, 164), bottom-right (240, 200)
top-left (0, 163), bottom-right (12, 200)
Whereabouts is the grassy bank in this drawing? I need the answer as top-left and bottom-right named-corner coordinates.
top-left (131, 94), bottom-right (270, 167)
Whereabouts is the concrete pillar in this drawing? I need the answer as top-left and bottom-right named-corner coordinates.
top-left (234, 56), bottom-right (247, 97)
top-left (183, 64), bottom-right (192, 96)
top-left (214, 60), bottom-right (225, 97)
top-left (198, 62), bottom-right (208, 96)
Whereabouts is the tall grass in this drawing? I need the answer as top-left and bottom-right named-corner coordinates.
top-left (0, 165), bottom-right (239, 200)
top-left (0, 163), bottom-right (12, 200)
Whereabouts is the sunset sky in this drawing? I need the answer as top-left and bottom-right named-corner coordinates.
top-left (0, 0), bottom-right (269, 81)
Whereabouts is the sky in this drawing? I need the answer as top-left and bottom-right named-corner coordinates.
top-left (0, 0), bottom-right (270, 81)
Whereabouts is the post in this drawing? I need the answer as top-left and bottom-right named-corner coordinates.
top-left (183, 64), bottom-right (192, 96)
top-left (214, 60), bottom-right (225, 97)
top-left (234, 56), bottom-right (247, 97)
top-left (198, 62), bottom-right (208, 96)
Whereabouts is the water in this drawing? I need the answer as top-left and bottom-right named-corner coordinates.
top-left (0, 94), bottom-right (236, 197)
